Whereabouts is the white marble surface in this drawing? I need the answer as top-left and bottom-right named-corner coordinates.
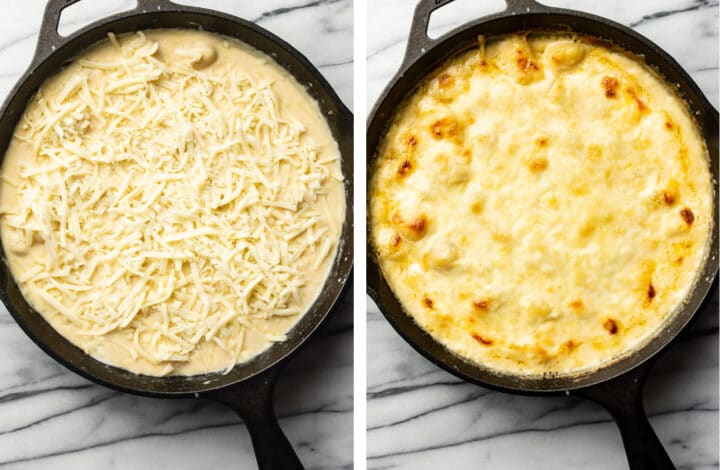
top-left (0, 1), bottom-right (352, 469)
top-left (367, 1), bottom-right (718, 469)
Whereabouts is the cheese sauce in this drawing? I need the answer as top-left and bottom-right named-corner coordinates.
top-left (0, 30), bottom-right (344, 376)
top-left (371, 33), bottom-right (712, 376)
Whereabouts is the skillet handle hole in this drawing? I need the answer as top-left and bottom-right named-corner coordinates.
top-left (426, 0), bottom-right (505, 39)
top-left (56, 0), bottom-right (138, 37)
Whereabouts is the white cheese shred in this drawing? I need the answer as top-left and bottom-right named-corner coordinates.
top-left (4, 32), bottom-right (340, 374)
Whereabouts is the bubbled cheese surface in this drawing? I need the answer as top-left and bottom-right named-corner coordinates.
top-left (370, 34), bottom-right (713, 375)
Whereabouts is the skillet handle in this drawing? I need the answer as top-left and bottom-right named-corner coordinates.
top-left (402, 0), bottom-right (548, 69)
top-left (203, 365), bottom-right (303, 470)
top-left (32, 0), bottom-right (178, 66)
top-left (571, 359), bottom-right (675, 470)
top-left (402, 0), bottom-right (454, 69)
top-left (504, 0), bottom-right (547, 14)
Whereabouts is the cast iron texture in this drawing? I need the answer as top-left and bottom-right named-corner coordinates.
top-left (366, 0), bottom-right (718, 468)
top-left (0, 1), bottom-right (354, 469)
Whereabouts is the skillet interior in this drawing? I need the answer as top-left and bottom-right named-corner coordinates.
top-left (367, 10), bottom-right (719, 394)
top-left (0, 7), bottom-right (354, 397)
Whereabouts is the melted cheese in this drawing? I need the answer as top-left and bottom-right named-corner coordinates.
top-left (0, 30), bottom-right (344, 376)
top-left (370, 33), bottom-right (712, 376)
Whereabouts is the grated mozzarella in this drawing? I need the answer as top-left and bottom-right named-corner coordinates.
top-left (2, 31), bottom-right (342, 375)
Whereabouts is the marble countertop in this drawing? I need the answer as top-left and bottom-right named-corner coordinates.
top-left (0, 1), bottom-right (352, 469)
top-left (367, 1), bottom-right (718, 469)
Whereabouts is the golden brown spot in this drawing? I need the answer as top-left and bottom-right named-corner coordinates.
top-left (513, 46), bottom-right (540, 72)
top-left (680, 207), bottom-right (694, 226)
top-left (471, 333), bottom-right (493, 346)
top-left (430, 117), bottom-right (459, 139)
top-left (601, 76), bottom-right (618, 98)
top-left (628, 90), bottom-right (647, 111)
top-left (528, 157), bottom-right (548, 172)
top-left (461, 148), bottom-right (472, 163)
top-left (662, 191), bottom-right (676, 205)
top-left (647, 283), bottom-right (656, 300)
top-left (562, 340), bottom-right (577, 352)
top-left (479, 59), bottom-right (487, 68)
top-left (536, 137), bottom-right (548, 147)
top-left (391, 233), bottom-right (401, 247)
top-left (397, 159), bottom-right (412, 176)
top-left (423, 296), bottom-right (434, 309)
top-left (406, 135), bottom-right (418, 147)
top-left (603, 318), bottom-right (618, 335)
top-left (517, 56), bottom-right (539, 71)
top-left (472, 299), bottom-right (490, 311)
top-left (470, 201), bottom-right (483, 214)
top-left (665, 121), bottom-right (673, 130)
top-left (391, 212), bottom-right (402, 225)
top-left (569, 299), bottom-right (584, 311)
top-left (438, 72), bottom-right (454, 88)
top-left (408, 216), bottom-right (426, 235)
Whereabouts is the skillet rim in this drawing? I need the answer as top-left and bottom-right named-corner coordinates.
top-left (0, 3), bottom-right (354, 398)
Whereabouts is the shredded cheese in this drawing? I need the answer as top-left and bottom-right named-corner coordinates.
top-left (1, 30), bottom-right (343, 375)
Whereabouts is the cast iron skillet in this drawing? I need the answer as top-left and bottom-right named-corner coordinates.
top-left (0, 0), bottom-right (353, 469)
top-left (367, 0), bottom-right (718, 468)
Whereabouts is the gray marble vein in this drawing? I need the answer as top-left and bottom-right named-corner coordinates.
top-left (367, 1), bottom-right (718, 469)
top-left (0, 1), bottom-right (353, 469)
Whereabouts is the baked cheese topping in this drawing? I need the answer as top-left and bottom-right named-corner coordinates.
top-left (370, 33), bottom-right (712, 375)
top-left (0, 30), bottom-right (344, 376)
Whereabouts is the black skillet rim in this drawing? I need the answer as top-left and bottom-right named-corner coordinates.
top-left (0, 2), bottom-right (354, 398)
top-left (366, 2), bottom-right (719, 395)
